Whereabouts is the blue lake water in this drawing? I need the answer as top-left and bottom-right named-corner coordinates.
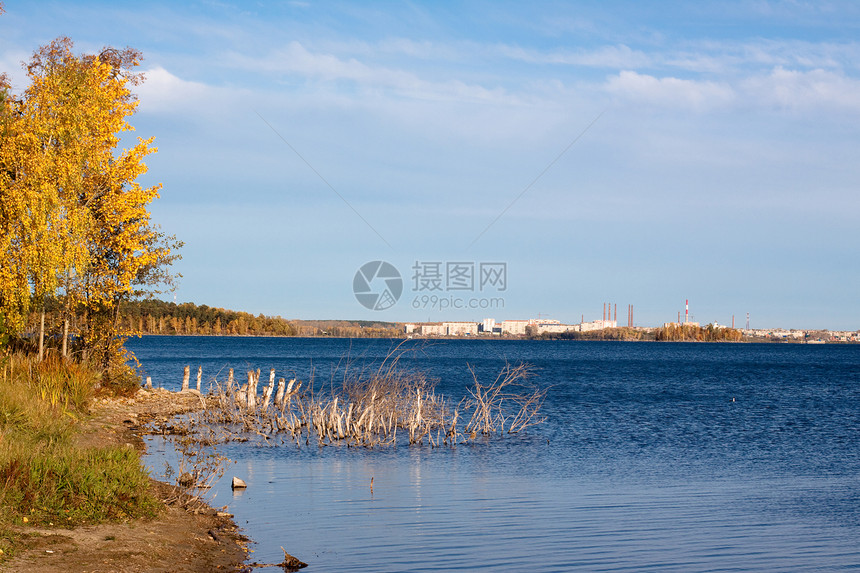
top-left (129, 336), bottom-right (860, 572)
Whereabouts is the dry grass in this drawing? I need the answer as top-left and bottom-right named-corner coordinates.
top-left (194, 348), bottom-right (547, 448)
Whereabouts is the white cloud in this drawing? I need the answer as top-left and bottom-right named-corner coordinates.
top-left (133, 65), bottom-right (256, 118)
top-left (228, 41), bottom-right (522, 106)
top-left (604, 70), bottom-right (735, 110)
top-left (498, 44), bottom-right (651, 69)
top-left (0, 49), bottom-right (31, 93)
top-left (742, 66), bottom-right (860, 111)
top-left (134, 66), bottom-right (213, 112)
top-left (665, 39), bottom-right (860, 75)
top-left (603, 65), bottom-right (860, 114)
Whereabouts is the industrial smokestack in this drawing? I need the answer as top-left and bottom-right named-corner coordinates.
top-left (685, 299), bottom-right (689, 324)
top-left (613, 304), bottom-right (617, 323)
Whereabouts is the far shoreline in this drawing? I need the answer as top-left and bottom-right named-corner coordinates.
top-left (130, 333), bottom-right (858, 344)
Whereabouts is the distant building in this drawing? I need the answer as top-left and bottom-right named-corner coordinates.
top-left (535, 323), bottom-right (575, 334)
top-left (501, 320), bottom-right (530, 335)
top-left (407, 322), bottom-right (479, 336)
top-left (443, 322), bottom-right (478, 336)
top-left (663, 321), bottom-right (699, 329)
top-left (418, 322), bottom-right (446, 336)
top-left (768, 329), bottom-right (805, 339)
top-left (481, 318), bottom-right (496, 333)
top-left (579, 319), bottom-right (617, 332)
top-left (743, 328), bottom-right (806, 339)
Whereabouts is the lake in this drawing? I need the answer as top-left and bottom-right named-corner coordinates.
top-left (128, 336), bottom-right (860, 572)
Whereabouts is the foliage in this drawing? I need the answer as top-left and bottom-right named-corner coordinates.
top-left (655, 323), bottom-right (743, 342)
top-left (539, 327), bottom-right (653, 341)
top-left (0, 37), bottom-right (177, 376)
top-left (117, 299), bottom-right (402, 338)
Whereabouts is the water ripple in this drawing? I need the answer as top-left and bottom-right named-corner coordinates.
top-left (134, 339), bottom-right (860, 572)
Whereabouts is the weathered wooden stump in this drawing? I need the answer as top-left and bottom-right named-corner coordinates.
top-left (246, 371), bottom-right (257, 411)
top-left (274, 378), bottom-right (286, 410)
top-left (181, 365), bottom-right (190, 391)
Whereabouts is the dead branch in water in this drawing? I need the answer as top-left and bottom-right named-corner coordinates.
top-left (195, 346), bottom-right (547, 448)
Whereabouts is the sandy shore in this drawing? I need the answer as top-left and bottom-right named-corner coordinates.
top-left (3, 389), bottom-right (251, 572)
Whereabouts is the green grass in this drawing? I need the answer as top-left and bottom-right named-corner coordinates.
top-left (0, 353), bottom-right (160, 561)
top-left (2, 445), bottom-right (160, 525)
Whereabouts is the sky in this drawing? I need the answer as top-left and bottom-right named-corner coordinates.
top-left (1, 1), bottom-right (858, 330)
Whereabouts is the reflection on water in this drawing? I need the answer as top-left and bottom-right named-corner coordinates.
top-left (135, 339), bottom-right (860, 572)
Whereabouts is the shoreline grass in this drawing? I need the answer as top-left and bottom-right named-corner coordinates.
top-left (0, 353), bottom-right (160, 561)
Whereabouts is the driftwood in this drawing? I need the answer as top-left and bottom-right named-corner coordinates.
top-left (248, 546), bottom-right (308, 571)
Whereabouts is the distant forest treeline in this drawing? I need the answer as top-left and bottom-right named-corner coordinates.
top-left (534, 326), bottom-right (651, 341)
top-left (654, 323), bottom-right (743, 342)
top-left (535, 324), bottom-right (744, 342)
top-left (117, 300), bottom-right (402, 338)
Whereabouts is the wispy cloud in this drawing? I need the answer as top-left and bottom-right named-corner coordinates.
top-left (0, 49), bottom-right (31, 93)
top-left (134, 66), bottom-right (214, 112)
top-left (497, 43), bottom-right (652, 69)
top-left (604, 64), bottom-right (860, 113)
top-left (664, 39), bottom-right (860, 74)
top-left (227, 41), bottom-right (522, 106)
top-left (742, 66), bottom-right (860, 110)
top-left (605, 70), bottom-right (735, 110)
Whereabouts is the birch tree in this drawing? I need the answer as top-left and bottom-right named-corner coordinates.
top-left (0, 37), bottom-right (178, 378)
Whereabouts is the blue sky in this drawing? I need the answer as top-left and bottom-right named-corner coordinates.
top-left (2, 1), bottom-right (858, 329)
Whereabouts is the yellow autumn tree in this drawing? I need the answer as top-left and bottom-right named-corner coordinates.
top-left (0, 37), bottom-right (178, 383)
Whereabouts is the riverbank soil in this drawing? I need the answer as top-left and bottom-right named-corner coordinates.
top-left (2, 389), bottom-right (250, 572)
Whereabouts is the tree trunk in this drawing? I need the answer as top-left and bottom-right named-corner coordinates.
top-left (38, 310), bottom-right (45, 362)
top-left (62, 316), bottom-right (69, 358)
